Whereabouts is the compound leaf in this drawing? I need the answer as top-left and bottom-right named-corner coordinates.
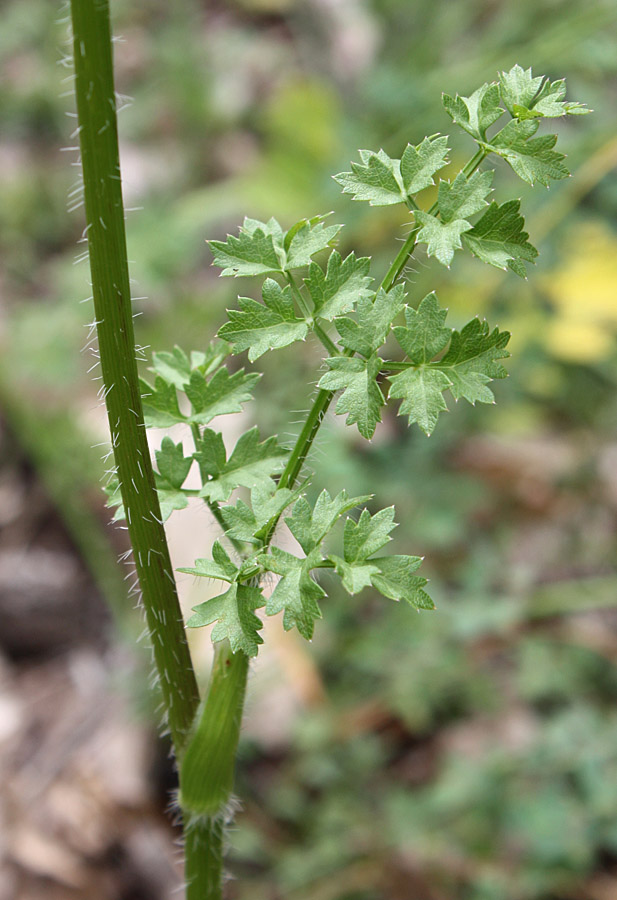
top-left (219, 279), bottom-right (308, 361)
top-left (389, 295), bottom-right (510, 433)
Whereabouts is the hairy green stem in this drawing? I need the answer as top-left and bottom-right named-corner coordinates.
top-left (70, 0), bottom-right (199, 749)
top-left (181, 640), bottom-right (249, 900)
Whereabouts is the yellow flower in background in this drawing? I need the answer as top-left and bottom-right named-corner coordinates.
top-left (542, 223), bottom-right (617, 362)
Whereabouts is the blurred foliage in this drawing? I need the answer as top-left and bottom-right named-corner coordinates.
top-left (1, 0), bottom-right (617, 897)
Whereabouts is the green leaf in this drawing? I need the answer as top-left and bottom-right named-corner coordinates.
top-left (209, 217), bottom-right (284, 277)
top-left (392, 293), bottom-right (451, 365)
top-left (140, 376), bottom-right (185, 427)
top-left (258, 547), bottom-right (324, 640)
top-left (219, 278), bottom-right (308, 362)
top-left (400, 135), bottom-right (450, 195)
top-left (334, 284), bottom-right (406, 357)
top-left (149, 341), bottom-right (231, 391)
top-left (438, 317), bottom-right (510, 404)
top-left (286, 489), bottom-right (372, 554)
top-left (285, 218), bottom-right (342, 269)
top-left (318, 353), bottom-right (384, 439)
top-left (388, 366), bottom-right (452, 435)
top-left (389, 295), bottom-right (511, 433)
top-left (496, 65), bottom-right (589, 121)
top-left (333, 149), bottom-right (405, 206)
top-left (463, 199), bottom-right (538, 276)
top-left (437, 170), bottom-right (493, 223)
top-left (415, 211), bottom-right (472, 267)
top-left (186, 583), bottom-right (265, 657)
top-left (343, 506), bottom-right (396, 563)
top-left (305, 251), bottom-right (374, 321)
top-left (370, 555), bottom-right (434, 609)
top-left (498, 65), bottom-right (544, 118)
top-left (178, 540), bottom-right (239, 582)
top-left (185, 367), bottom-right (260, 424)
top-left (486, 119), bottom-right (569, 186)
top-left (531, 77), bottom-right (590, 118)
top-left (329, 555), bottom-right (379, 595)
top-left (220, 484), bottom-right (299, 544)
top-left (150, 346), bottom-right (192, 389)
top-left (196, 427), bottom-right (288, 503)
top-left (442, 82), bottom-right (504, 139)
top-left (155, 437), bottom-right (193, 489)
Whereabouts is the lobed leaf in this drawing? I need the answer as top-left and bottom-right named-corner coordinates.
top-left (442, 82), bottom-right (504, 140)
top-left (334, 284), bottom-right (406, 358)
top-left (305, 250), bottom-right (374, 321)
top-left (399, 135), bottom-right (450, 195)
top-left (286, 489), bottom-right (372, 555)
top-left (140, 375), bottom-right (185, 427)
top-left (486, 119), bottom-right (569, 186)
top-left (389, 294), bottom-right (510, 434)
top-left (186, 367), bottom-right (260, 424)
top-left (318, 354), bottom-right (384, 439)
top-left (464, 199), bottom-right (538, 276)
top-left (186, 583), bottom-right (265, 657)
top-left (414, 211), bottom-right (472, 267)
top-left (220, 484), bottom-right (299, 544)
top-left (219, 279), bottom-right (308, 361)
top-left (258, 547), bottom-right (324, 640)
top-left (195, 427), bottom-right (288, 503)
top-left (333, 148), bottom-right (404, 206)
top-left (437, 170), bottom-right (493, 223)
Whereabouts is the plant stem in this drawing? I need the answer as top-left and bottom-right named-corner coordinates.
top-left (185, 817), bottom-right (225, 900)
top-left (70, 0), bottom-right (199, 749)
top-left (181, 640), bottom-right (249, 900)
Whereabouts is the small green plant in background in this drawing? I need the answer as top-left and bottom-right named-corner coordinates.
top-left (68, 1), bottom-right (589, 895)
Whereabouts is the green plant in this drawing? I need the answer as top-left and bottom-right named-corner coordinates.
top-left (68, 2), bottom-right (589, 894)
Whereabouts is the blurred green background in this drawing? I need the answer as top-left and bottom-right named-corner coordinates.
top-left (2, 0), bottom-right (617, 898)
